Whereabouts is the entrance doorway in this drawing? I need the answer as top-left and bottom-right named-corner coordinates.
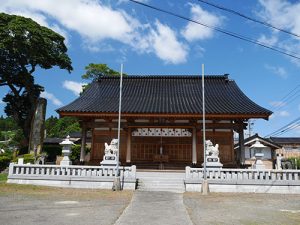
top-left (131, 136), bottom-right (192, 169)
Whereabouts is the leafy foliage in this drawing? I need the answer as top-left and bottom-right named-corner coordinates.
top-left (287, 157), bottom-right (300, 169)
top-left (0, 116), bottom-right (25, 150)
top-left (0, 116), bottom-right (19, 131)
top-left (0, 13), bottom-right (73, 147)
top-left (70, 144), bottom-right (90, 165)
top-left (81, 63), bottom-right (125, 92)
top-left (0, 151), bottom-right (13, 171)
top-left (12, 153), bottom-right (35, 164)
top-left (82, 63), bottom-right (120, 81)
top-left (45, 116), bottom-right (81, 138)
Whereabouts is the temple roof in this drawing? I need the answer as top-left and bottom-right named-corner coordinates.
top-left (57, 75), bottom-right (272, 119)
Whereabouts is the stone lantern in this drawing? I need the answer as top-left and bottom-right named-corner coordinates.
top-left (250, 139), bottom-right (266, 169)
top-left (59, 135), bottom-right (74, 166)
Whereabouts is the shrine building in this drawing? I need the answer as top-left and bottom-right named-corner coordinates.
top-left (57, 75), bottom-right (272, 169)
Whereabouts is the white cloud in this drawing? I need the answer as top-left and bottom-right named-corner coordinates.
top-left (278, 110), bottom-right (290, 117)
top-left (258, 34), bottom-right (278, 46)
top-left (63, 80), bottom-right (86, 96)
top-left (270, 101), bottom-right (286, 107)
top-left (146, 21), bottom-right (188, 64)
top-left (265, 64), bottom-right (288, 79)
top-left (0, 100), bottom-right (4, 104)
top-left (181, 4), bottom-right (223, 42)
top-left (0, 0), bottom-right (140, 49)
top-left (194, 45), bottom-right (206, 58)
top-left (40, 91), bottom-right (63, 106)
top-left (258, 0), bottom-right (300, 34)
top-left (257, 0), bottom-right (300, 64)
top-left (0, 6), bottom-right (70, 45)
top-left (1, 0), bottom-right (190, 64)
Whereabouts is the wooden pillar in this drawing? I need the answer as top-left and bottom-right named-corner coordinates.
top-left (126, 127), bottom-right (131, 163)
top-left (239, 127), bottom-right (245, 165)
top-left (192, 127), bottom-right (197, 165)
top-left (80, 124), bottom-right (87, 162)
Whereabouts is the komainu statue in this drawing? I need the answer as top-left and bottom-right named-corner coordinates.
top-left (205, 140), bottom-right (219, 157)
top-left (104, 139), bottom-right (119, 156)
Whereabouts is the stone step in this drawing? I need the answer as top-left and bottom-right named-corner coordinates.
top-left (136, 172), bottom-right (186, 193)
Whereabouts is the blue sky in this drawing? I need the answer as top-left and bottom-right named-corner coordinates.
top-left (0, 0), bottom-right (300, 137)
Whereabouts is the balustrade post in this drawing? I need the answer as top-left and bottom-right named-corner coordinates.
top-left (8, 163), bottom-right (14, 176)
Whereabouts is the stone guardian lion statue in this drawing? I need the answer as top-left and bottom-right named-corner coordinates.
top-left (205, 140), bottom-right (219, 157)
top-left (104, 139), bottom-right (119, 155)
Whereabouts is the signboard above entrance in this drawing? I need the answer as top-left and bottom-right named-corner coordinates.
top-left (132, 128), bottom-right (192, 137)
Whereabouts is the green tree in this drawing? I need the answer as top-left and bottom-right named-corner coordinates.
top-left (0, 116), bottom-right (18, 131)
top-left (81, 63), bottom-right (120, 81)
top-left (81, 63), bottom-right (124, 93)
top-left (0, 13), bottom-right (73, 146)
top-left (45, 117), bottom-right (80, 138)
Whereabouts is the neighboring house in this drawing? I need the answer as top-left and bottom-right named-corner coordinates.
top-left (57, 75), bottom-right (272, 168)
top-left (269, 137), bottom-right (300, 158)
top-left (235, 134), bottom-right (281, 169)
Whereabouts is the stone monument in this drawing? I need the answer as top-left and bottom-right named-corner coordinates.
top-left (29, 98), bottom-right (47, 154)
top-left (59, 135), bottom-right (74, 166)
top-left (203, 140), bottom-right (223, 168)
top-left (100, 139), bottom-right (119, 167)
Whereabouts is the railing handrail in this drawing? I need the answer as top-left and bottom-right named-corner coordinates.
top-left (186, 167), bottom-right (299, 173)
top-left (9, 163), bottom-right (133, 170)
top-left (8, 163), bottom-right (136, 179)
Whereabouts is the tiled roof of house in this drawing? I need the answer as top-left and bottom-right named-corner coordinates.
top-left (57, 75), bottom-right (272, 118)
top-left (269, 137), bottom-right (300, 145)
top-left (235, 133), bottom-right (282, 149)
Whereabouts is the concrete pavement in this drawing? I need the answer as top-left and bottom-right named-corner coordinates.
top-left (115, 191), bottom-right (193, 225)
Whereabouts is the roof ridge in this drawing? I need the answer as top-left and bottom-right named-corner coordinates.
top-left (100, 74), bottom-right (230, 79)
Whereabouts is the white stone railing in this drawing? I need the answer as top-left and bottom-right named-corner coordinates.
top-left (185, 166), bottom-right (300, 184)
top-left (8, 163), bottom-right (136, 180)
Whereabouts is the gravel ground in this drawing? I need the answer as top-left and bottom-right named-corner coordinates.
top-left (184, 192), bottom-right (300, 225)
top-left (0, 183), bottom-right (133, 225)
top-left (1, 181), bottom-right (300, 225)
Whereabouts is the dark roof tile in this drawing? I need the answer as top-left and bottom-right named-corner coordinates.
top-left (57, 75), bottom-right (272, 117)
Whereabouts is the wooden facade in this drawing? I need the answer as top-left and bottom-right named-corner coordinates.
top-left (78, 118), bottom-right (240, 168)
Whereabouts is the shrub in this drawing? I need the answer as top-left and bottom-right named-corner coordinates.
top-left (70, 144), bottom-right (91, 165)
top-left (287, 157), bottom-right (300, 169)
top-left (43, 145), bottom-right (62, 162)
top-left (12, 153), bottom-right (35, 164)
top-left (0, 155), bottom-right (11, 171)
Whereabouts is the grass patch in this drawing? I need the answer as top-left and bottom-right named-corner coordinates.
top-left (0, 182), bottom-right (133, 200)
top-left (0, 173), bottom-right (7, 182)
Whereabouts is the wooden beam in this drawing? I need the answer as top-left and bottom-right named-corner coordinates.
top-left (59, 111), bottom-right (270, 120)
top-left (85, 121), bottom-right (246, 130)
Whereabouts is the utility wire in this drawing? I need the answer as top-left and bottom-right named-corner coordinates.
top-left (129, 0), bottom-right (300, 60)
top-left (196, 0), bottom-right (300, 38)
top-left (271, 123), bottom-right (300, 137)
top-left (276, 123), bottom-right (300, 136)
top-left (270, 84), bottom-right (300, 112)
top-left (265, 117), bottom-right (300, 137)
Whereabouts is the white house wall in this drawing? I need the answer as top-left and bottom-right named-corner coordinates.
top-left (245, 146), bottom-right (272, 159)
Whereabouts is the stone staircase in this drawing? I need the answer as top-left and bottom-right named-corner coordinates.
top-left (136, 171), bottom-right (186, 193)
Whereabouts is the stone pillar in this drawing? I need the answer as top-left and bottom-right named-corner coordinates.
top-left (80, 125), bottom-right (87, 162)
top-left (192, 127), bottom-right (197, 165)
top-left (239, 128), bottom-right (245, 165)
top-left (29, 98), bottom-right (47, 154)
top-left (126, 127), bottom-right (131, 163)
